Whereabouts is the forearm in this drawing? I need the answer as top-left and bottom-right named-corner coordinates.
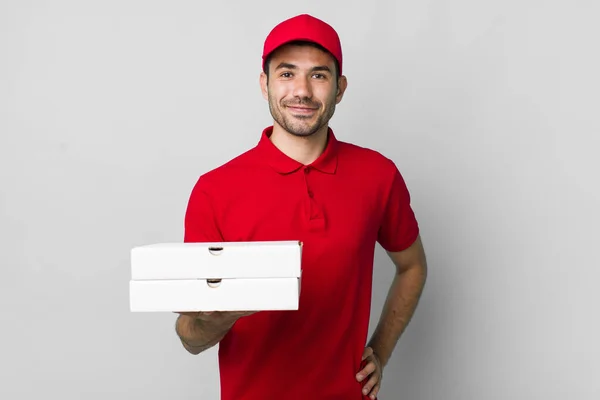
top-left (368, 264), bottom-right (427, 367)
top-left (175, 315), bottom-right (231, 355)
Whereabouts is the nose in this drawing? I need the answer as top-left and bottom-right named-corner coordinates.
top-left (292, 75), bottom-right (312, 99)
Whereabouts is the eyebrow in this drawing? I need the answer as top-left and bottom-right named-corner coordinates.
top-left (275, 62), bottom-right (298, 70)
top-left (311, 65), bottom-right (332, 73)
top-left (274, 63), bottom-right (332, 73)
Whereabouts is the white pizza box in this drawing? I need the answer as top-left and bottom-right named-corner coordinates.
top-left (129, 240), bottom-right (302, 312)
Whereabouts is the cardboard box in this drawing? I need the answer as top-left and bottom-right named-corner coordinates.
top-left (129, 241), bottom-right (302, 312)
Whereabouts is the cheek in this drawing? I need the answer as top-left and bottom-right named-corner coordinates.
top-left (269, 86), bottom-right (289, 104)
top-left (316, 87), bottom-right (337, 106)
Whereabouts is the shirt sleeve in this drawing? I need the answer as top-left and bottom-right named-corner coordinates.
top-left (377, 165), bottom-right (420, 252)
top-left (183, 177), bottom-right (224, 243)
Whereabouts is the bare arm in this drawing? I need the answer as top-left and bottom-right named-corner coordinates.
top-left (175, 311), bottom-right (256, 355)
top-left (367, 235), bottom-right (428, 367)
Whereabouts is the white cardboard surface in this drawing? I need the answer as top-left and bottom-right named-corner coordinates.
top-left (129, 278), bottom-right (300, 312)
top-left (129, 241), bottom-right (302, 312)
top-left (131, 241), bottom-right (302, 280)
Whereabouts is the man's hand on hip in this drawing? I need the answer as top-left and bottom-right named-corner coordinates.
top-left (356, 346), bottom-right (383, 399)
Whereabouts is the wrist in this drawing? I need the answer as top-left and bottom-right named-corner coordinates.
top-left (372, 350), bottom-right (384, 369)
top-left (176, 316), bottom-right (202, 347)
top-left (176, 315), bottom-right (230, 347)
top-left (367, 342), bottom-right (386, 368)
top-left (175, 315), bottom-right (204, 347)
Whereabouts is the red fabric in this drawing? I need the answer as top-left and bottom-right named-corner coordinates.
top-left (184, 126), bottom-right (419, 399)
top-left (262, 14), bottom-right (343, 75)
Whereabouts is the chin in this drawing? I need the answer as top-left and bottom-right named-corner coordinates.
top-left (289, 131), bottom-right (317, 137)
top-left (288, 122), bottom-right (322, 137)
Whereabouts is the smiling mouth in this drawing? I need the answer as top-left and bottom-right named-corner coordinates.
top-left (287, 106), bottom-right (318, 114)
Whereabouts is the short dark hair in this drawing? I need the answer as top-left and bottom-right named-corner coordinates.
top-left (263, 40), bottom-right (341, 79)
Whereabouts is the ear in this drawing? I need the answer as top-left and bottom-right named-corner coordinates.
top-left (335, 75), bottom-right (348, 104)
top-left (260, 72), bottom-right (268, 100)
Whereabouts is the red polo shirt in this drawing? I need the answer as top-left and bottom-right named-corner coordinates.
top-left (184, 126), bottom-right (419, 400)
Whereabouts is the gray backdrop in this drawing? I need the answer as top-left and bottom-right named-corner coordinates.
top-left (1, 1), bottom-right (598, 399)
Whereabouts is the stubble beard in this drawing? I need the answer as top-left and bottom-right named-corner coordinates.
top-left (268, 92), bottom-right (336, 138)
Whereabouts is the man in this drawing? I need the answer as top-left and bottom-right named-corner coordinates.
top-left (175, 14), bottom-right (427, 400)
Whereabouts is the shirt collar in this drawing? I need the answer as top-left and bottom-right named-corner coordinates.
top-left (256, 126), bottom-right (339, 175)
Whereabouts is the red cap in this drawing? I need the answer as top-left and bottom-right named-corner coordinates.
top-left (262, 14), bottom-right (343, 75)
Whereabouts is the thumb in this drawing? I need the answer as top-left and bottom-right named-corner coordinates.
top-left (362, 346), bottom-right (373, 361)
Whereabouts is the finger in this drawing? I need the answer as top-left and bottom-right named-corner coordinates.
top-left (368, 383), bottom-right (381, 399)
top-left (230, 311), bottom-right (256, 317)
top-left (362, 346), bottom-right (373, 361)
top-left (199, 311), bottom-right (214, 316)
top-left (356, 360), bottom-right (376, 382)
top-left (361, 374), bottom-right (380, 397)
top-left (196, 311), bottom-right (220, 321)
top-left (173, 312), bottom-right (198, 318)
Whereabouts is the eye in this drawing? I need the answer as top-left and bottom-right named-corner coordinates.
top-left (280, 72), bottom-right (293, 78)
top-left (312, 73), bottom-right (325, 79)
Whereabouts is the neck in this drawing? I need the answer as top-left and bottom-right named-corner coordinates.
top-left (269, 123), bottom-right (329, 165)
